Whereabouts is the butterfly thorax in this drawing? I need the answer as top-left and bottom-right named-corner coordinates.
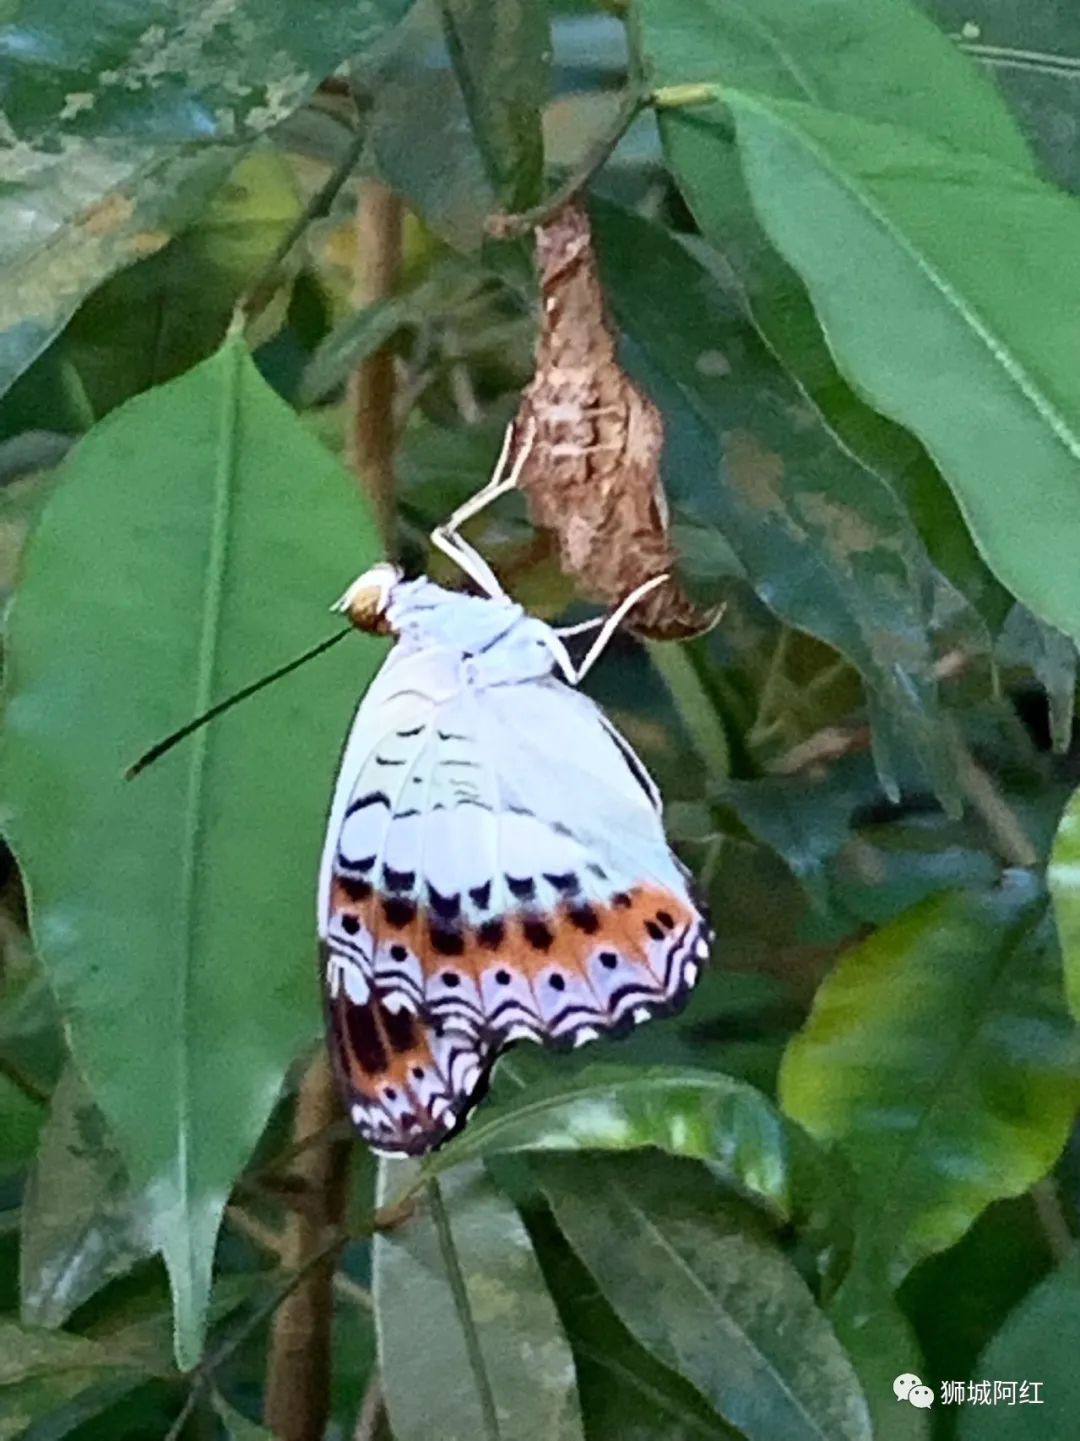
top-left (383, 576), bottom-right (559, 690)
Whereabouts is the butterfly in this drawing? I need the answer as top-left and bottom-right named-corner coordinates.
top-left (316, 561), bottom-right (711, 1157)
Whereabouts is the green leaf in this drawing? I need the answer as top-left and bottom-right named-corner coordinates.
top-left (681, 86), bottom-right (1080, 645)
top-left (826, 1270), bottom-right (929, 1441)
top-left (0, 1320), bottom-right (151, 1441)
top-left (928, 0), bottom-right (1080, 195)
top-left (363, 7), bottom-right (496, 254)
top-left (422, 1064), bottom-right (842, 1247)
top-left (538, 1153), bottom-right (871, 1441)
top-left (61, 147), bottom-right (304, 419)
top-left (1, 0), bottom-right (415, 147)
top-left (781, 877), bottom-right (1080, 1285)
top-left (0, 144), bottom-right (233, 402)
top-left (590, 200), bottom-right (951, 803)
top-left (1, 337), bottom-right (382, 1366)
top-left (212, 1394), bottom-right (277, 1441)
top-left (0, 0), bottom-right (415, 398)
top-left (20, 1063), bottom-right (155, 1330)
top-left (956, 1245), bottom-right (1080, 1439)
top-left (1049, 789), bottom-right (1080, 1020)
top-left (721, 757), bottom-right (881, 912)
top-left (533, 1213), bottom-right (742, 1441)
top-left (374, 1160), bottom-right (585, 1441)
top-left (437, 0), bottom-right (549, 212)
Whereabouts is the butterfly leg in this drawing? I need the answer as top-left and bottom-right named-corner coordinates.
top-left (549, 572), bottom-right (670, 685)
top-left (430, 420), bottom-right (536, 599)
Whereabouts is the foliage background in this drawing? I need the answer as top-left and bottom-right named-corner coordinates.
top-left (2, 1), bottom-right (1080, 1438)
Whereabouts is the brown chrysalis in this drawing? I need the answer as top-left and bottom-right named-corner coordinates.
top-left (510, 201), bottom-right (715, 640)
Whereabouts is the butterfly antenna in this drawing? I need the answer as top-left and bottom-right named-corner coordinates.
top-left (126, 628), bottom-right (351, 779)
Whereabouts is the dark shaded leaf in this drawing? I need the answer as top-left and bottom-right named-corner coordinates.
top-left (538, 1153), bottom-right (871, 1441)
top-left (591, 200), bottom-right (951, 803)
top-left (374, 1160), bottom-right (585, 1441)
top-left (0, 145), bottom-right (233, 401)
top-left (437, 0), bottom-right (549, 211)
top-left (956, 1246), bottom-right (1080, 1439)
top-left (20, 1064), bottom-right (154, 1330)
top-left (1, 0), bottom-right (415, 146)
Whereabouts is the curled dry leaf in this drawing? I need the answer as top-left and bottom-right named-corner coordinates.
top-left (511, 202), bottom-right (715, 639)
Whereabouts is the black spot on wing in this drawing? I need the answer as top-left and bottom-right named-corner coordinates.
top-left (340, 876), bottom-right (372, 903)
top-left (507, 875), bottom-right (535, 901)
top-left (430, 925), bottom-right (465, 956)
top-left (383, 866), bottom-right (415, 893)
top-left (428, 885), bottom-right (461, 921)
top-left (383, 897), bottom-right (416, 928)
top-left (479, 919), bottom-right (505, 950)
top-left (344, 1000), bottom-right (387, 1075)
top-left (523, 918), bottom-right (554, 951)
top-left (568, 904), bottom-right (599, 934)
top-left (544, 871), bottom-right (579, 895)
top-left (347, 792), bottom-right (390, 815)
top-left (469, 881), bottom-right (491, 910)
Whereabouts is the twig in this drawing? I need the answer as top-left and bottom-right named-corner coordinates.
top-left (1031, 1179), bottom-right (1074, 1263)
top-left (226, 1205), bottom-right (371, 1309)
top-left (487, 84), bottom-right (645, 238)
top-left (346, 179), bottom-right (403, 553)
top-left (237, 119), bottom-right (368, 331)
top-left (0, 1051), bottom-right (49, 1107)
top-left (164, 1226), bottom-right (352, 1441)
top-left (263, 1054), bottom-right (353, 1441)
top-left (949, 726), bottom-right (1039, 868)
top-left (352, 1372), bottom-right (388, 1441)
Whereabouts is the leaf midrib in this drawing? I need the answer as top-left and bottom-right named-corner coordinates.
top-left (172, 339), bottom-right (242, 1290)
top-left (606, 1187), bottom-right (851, 1441)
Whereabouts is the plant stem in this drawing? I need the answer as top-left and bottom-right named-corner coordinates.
top-left (487, 84), bottom-right (645, 238)
top-left (238, 122), bottom-right (369, 331)
top-left (263, 1053), bottom-right (352, 1441)
top-left (347, 179), bottom-right (403, 554)
top-left (949, 726), bottom-right (1039, 868)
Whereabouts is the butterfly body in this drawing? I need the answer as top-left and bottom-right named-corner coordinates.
top-left (319, 569), bottom-right (710, 1155)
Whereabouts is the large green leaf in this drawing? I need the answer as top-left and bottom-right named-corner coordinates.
top-left (374, 1160), bottom-right (585, 1441)
top-left (781, 877), bottom-right (1080, 1285)
top-left (825, 1270), bottom-right (928, 1441)
top-left (0, 0), bottom-right (414, 145)
top-left (0, 337), bottom-right (382, 1366)
top-left (956, 1245), bottom-right (1080, 1439)
top-left (590, 200), bottom-right (949, 802)
top-left (422, 1065), bottom-right (842, 1248)
top-left (20, 1064), bottom-right (155, 1330)
top-left (538, 1152), bottom-right (871, 1441)
top-left (660, 82), bottom-right (1080, 644)
top-left (0, 0), bottom-right (414, 397)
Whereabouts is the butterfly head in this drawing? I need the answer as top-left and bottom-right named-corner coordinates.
top-left (332, 563), bottom-right (403, 635)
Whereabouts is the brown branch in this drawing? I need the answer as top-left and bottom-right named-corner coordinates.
top-left (487, 84), bottom-right (645, 238)
top-left (262, 1054), bottom-right (352, 1441)
top-left (346, 178), bottom-right (404, 554)
top-left (261, 176), bottom-right (405, 1441)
